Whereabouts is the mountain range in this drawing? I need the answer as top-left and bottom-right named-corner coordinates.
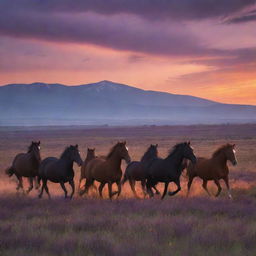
top-left (0, 80), bottom-right (255, 126)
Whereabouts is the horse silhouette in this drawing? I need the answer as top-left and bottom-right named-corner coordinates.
top-left (5, 141), bottom-right (41, 194)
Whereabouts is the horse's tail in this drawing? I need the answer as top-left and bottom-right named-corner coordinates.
top-left (5, 166), bottom-right (15, 177)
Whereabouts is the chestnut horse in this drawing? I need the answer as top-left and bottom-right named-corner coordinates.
top-left (5, 141), bottom-right (41, 194)
top-left (186, 144), bottom-right (237, 199)
top-left (80, 141), bottom-right (131, 199)
top-left (79, 148), bottom-right (96, 190)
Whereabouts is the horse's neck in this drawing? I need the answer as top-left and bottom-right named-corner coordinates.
top-left (141, 154), bottom-right (153, 163)
top-left (107, 153), bottom-right (122, 169)
top-left (29, 150), bottom-right (41, 164)
top-left (60, 156), bottom-right (74, 168)
top-left (212, 153), bottom-right (227, 166)
top-left (166, 150), bottom-right (183, 168)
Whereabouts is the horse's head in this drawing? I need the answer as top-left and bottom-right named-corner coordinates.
top-left (70, 145), bottom-right (83, 167)
top-left (149, 144), bottom-right (158, 156)
top-left (225, 144), bottom-right (237, 166)
top-left (181, 141), bottom-right (197, 164)
top-left (117, 141), bottom-right (131, 164)
top-left (87, 148), bottom-right (96, 158)
top-left (29, 141), bottom-right (41, 161)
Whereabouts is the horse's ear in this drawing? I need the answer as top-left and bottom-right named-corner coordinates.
top-left (187, 141), bottom-right (190, 145)
top-left (123, 141), bottom-right (126, 145)
top-left (233, 144), bottom-right (236, 148)
top-left (75, 144), bottom-right (78, 148)
top-left (38, 141), bottom-right (40, 145)
top-left (156, 144), bottom-right (158, 147)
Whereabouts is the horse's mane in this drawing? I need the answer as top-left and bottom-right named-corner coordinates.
top-left (60, 146), bottom-right (73, 159)
top-left (106, 143), bottom-right (122, 159)
top-left (140, 145), bottom-right (157, 161)
top-left (212, 144), bottom-right (231, 157)
top-left (27, 143), bottom-right (37, 153)
top-left (167, 142), bottom-right (187, 158)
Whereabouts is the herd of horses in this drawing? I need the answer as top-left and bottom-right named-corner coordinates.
top-left (5, 140), bottom-right (237, 200)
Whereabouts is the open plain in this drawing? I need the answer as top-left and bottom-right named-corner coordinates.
top-left (0, 124), bottom-right (256, 256)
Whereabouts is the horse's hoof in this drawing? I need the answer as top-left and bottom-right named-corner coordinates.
top-left (111, 191), bottom-right (118, 196)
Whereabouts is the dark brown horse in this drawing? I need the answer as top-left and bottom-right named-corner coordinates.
top-left (79, 148), bottom-right (96, 192)
top-left (122, 144), bottom-right (159, 197)
top-left (80, 141), bottom-right (131, 199)
top-left (5, 141), bottom-right (41, 194)
top-left (38, 145), bottom-right (83, 199)
top-left (186, 144), bottom-right (237, 199)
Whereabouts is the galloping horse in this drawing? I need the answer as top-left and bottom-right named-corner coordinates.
top-left (5, 141), bottom-right (41, 194)
top-left (80, 141), bottom-right (131, 199)
top-left (122, 144), bottom-right (159, 197)
top-left (79, 148), bottom-right (96, 190)
top-left (38, 145), bottom-right (83, 199)
top-left (146, 142), bottom-right (197, 199)
top-left (186, 144), bottom-right (237, 199)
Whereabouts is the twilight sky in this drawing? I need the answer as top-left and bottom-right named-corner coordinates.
top-left (0, 0), bottom-right (256, 104)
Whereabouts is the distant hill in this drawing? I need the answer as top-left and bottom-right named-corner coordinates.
top-left (0, 80), bottom-right (255, 125)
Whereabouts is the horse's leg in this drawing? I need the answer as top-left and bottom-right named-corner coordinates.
top-left (152, 185), bottom-right (160, 195)
top-left (108, 182), bottom-right (113, 199)
top-left (43, 180), bottom-right (51, 199)
top-left (15, 175), bottom-right (21, 191)
top-left (223, 176), bottom-right (232, 199)
top-left (17, 176), bottom-right (25, 194)
top-left (69, 180), bottom-right (75, 199)
top-left (38, 179), bottom-right (47, 198)
top-left (168, 180), bottom-right (181, 196)
top-left (202, 180), bottom-right (211, 196)
top-left (186, 176), bottom-right (195, 197)
top-left (116, 180), bottom-right (122, 197)
top-left (146, 179), bottom-right (154, 198)
top-left (129, 179), bottom-right (139, 198)
top-left (34, 177), bottom-right (40, 190)
top-left (60, 181), bottom-right (68, 198)
top-left (38, 182), bottom-right (44, 198)
top-left (79, 179), bottom-right (93, 196)
top-left (214, 179), bottom-right (222, 197)
top-left (141, 180), bottom-right (147, 197)
top-left (161, 182), bottom-right (169, 200)
top-left (26, 177), bottom-right (33, 194)
top-left (99, 182), bottom-right (106, 198)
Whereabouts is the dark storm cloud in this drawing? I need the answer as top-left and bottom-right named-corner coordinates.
top-left (0, 0), bottom-right (255, 20)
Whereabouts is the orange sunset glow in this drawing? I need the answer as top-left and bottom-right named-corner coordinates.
top-left (0, 1), bottom-right (256, 105)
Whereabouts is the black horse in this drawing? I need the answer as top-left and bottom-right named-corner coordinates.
top-left (38, 145), bottom-right (83, 199)
top-left (122, 144), bottom-right (159, 197)
top-left (146, 142), bottom-right (196, 199)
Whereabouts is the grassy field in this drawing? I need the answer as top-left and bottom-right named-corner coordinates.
top-left (0, 124), bottom-right (256, 255)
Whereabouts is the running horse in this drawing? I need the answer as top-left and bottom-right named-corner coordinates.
top-left (5, 141), bottom-right (41, 194)
top-left (38, 145), bottom-right (83, 199)
top-left (122, 144), bottom-right (159, 197)
top-left (186, 144), bottom-right (237, 199)
top-left (146, 142), bottom-right (196, 199)
top-left (80, 141), bottom-right (131, 199)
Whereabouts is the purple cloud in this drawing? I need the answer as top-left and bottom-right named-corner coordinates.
top-left (1, 0), bottom-right (255, 21)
